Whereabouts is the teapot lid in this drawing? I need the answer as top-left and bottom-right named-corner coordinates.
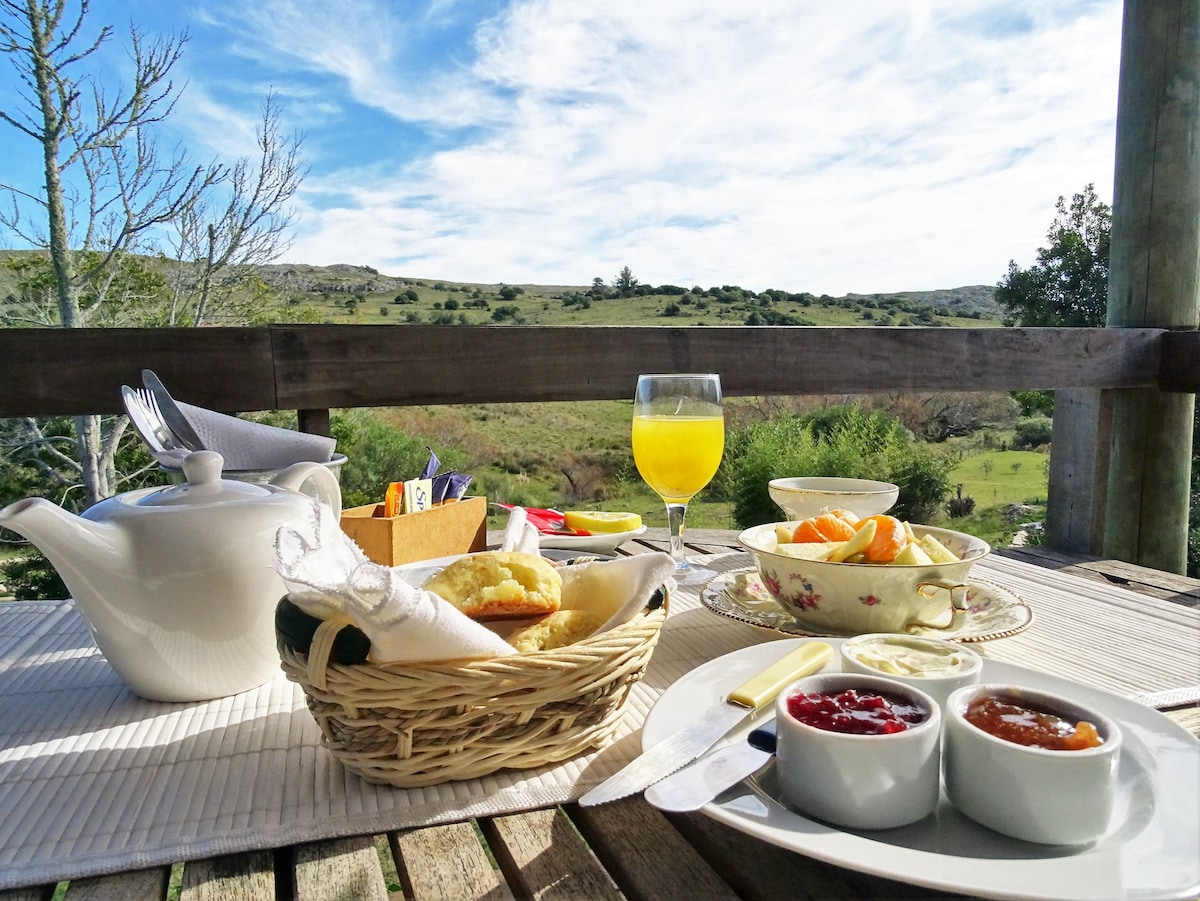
top-left (137, 451), bottom-right (273, 507)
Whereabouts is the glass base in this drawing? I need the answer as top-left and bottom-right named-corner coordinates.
top-left (672, 558), bottom-right (718, 587)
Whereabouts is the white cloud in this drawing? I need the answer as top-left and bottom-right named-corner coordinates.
top-left (221, 0), bottom-right (1123, 293)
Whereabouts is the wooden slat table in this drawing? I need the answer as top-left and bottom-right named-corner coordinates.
top-left (2, 529), bottom-right (1197, 901)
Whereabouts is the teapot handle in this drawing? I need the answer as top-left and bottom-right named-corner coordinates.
top-left (271, 462), bottom-right (342, 519)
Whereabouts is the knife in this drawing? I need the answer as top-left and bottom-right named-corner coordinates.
top-left (644, 719), bottom-right (778, 812)
top-left (578, 641), bottom-right (832, 806)
top-left (142, 369), bottom-right (205, 452)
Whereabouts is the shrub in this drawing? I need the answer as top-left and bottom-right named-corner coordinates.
top-left (946, 484), bottom-right (977, 518)
top-left (330, 411), bottom-right (470, 508)
top-left (0, 552), bottom-right (67, 600)
top-left (1012, 415), bottom-right (1053, 449)
top-left (723, 406), bottom-right (952, 528)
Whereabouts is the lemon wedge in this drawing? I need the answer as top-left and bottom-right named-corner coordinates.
top-left (563, 510), bottom-right (643, 534)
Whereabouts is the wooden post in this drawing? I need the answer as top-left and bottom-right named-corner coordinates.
top-left (297, 408), bottom-right (332, 437)
top-left (1103, 0), bottom-right (1200, 572)
top-left (1047, 388), bottom-right (1111, 554)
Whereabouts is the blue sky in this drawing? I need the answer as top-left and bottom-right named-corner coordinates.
top-left (1, 0), bottom-right (1122, 294)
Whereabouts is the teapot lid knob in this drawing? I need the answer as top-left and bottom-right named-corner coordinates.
top-left (182, 450), bottom-right (224, 486)
top-left (135, 449), bottom-right (270, 508)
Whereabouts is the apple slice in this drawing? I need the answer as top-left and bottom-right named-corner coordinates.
top-left (892, 541), bottom-right (934, 566)
top-left (777, 541), bottom-right (839, 561)
top-left (775, 523), bottom-right (798, 544)
top-left (919, 533), bottom-right (961, 563)
top-left (828, 518), bottom-right (877, 563)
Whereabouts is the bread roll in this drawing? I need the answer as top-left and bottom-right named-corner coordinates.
top-left (423, 551), bottom-right (562, 620)
top-left (506, 609), bottom-right (605, 653)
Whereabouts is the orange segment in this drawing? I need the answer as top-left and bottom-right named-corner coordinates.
top-left (857, 514), bottom-right (907, 563)
top-left (826, 508), bottom-right (861, 527)
top-left (793, 512), bottom-right (858, 544)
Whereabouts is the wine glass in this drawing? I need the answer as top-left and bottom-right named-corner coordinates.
top-left (632, 373), bottom-right (724, 585)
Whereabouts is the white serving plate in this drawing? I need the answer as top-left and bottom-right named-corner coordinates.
top-left (538, 525), bottom-right (647, 555)
top-left (642, 638), bottom-right (1200, 901)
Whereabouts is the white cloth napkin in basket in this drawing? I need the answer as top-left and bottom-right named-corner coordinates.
top-left (276, 505), bottom-right (516, 662)
top-left (177, 401), bottom-right (335, 470)
top-left (274, 506), bottom-right (675, 664)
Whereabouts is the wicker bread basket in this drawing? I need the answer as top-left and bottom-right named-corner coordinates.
top-left (276, 589), bottom-right (668, 787)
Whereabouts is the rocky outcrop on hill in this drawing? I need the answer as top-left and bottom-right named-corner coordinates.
top-left (257, 263), bottom-right (412, 295)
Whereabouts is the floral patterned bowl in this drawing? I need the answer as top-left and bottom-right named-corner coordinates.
top-left (737, 522), bottom-right (991, 636)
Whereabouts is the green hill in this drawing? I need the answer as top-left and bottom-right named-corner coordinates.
top-left (257, 263), bottom-right (1004, 328)
top-left (1, 250), bottom-right (1004, 327)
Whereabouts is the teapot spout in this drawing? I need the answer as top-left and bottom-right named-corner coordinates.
top-left (0, 498), bottom-right (126, 603)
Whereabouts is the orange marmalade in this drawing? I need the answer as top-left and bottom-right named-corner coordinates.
top-left (964, 695), bottom-right (1103, 750)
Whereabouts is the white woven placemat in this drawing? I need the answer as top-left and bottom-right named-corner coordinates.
top-left (1, 551), bottom-right (1196, 890)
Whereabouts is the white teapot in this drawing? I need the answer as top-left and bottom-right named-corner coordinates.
top-left (0, 451), bottom-right (341, 702)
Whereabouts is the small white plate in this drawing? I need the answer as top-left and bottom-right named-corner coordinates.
top-left (538, 525), bottom-right (647, 555)
top-left (642, 639), bottom-right (1200, 901)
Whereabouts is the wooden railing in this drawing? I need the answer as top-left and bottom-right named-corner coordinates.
top-left (5, 324), bottom-right (1196, 412)
top-left (2, 324), bottom-right (1198, 566)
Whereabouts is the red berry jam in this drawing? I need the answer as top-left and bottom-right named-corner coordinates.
top-left (965, 695), bottom-right (1103, 750)
top-left (786, 688), bottom-right (927, 735)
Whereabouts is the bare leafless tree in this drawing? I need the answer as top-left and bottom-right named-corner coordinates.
top-left (0, 0), bottom-right (223, 502)
top-left (162, 90), bottom-right (307, 326)
top-left (0, 2), bottom-right (305, 504)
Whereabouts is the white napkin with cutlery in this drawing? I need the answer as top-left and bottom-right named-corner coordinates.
top-left (274, 506), bottom-right (675, 664)
top-left (176, 401), bottom-right (336, 471)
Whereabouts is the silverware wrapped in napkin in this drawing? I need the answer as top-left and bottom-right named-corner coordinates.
top-left (174, 399), bottom-right (336, 470)
top-left (143, 370), bottom-right (336, 471)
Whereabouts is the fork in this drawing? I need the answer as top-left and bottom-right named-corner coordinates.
top-left (136, 387), bottom-right (192, 454)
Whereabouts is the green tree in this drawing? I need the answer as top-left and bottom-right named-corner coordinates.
top-left (613, 266), bottom-right (638, 295)
top-left (996, 184), bottom-right (1110, 327)
top-left (997, 186), bottom-right (1200, 575)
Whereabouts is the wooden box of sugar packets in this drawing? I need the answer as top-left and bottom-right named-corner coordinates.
top-left (339, 496), bottom-right (488, 566)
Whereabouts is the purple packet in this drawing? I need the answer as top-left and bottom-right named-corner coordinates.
top-left (420, 447), bottom-right (441, 481)
top-left (439, 472), bottom-right (472, 502)
top-left (431, 471), bottom-right (451, 504)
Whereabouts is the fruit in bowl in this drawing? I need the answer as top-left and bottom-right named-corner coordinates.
top-left (738, 514), bottom-right (990, 635)
top-left (767, 477), bottom-right (899, 522)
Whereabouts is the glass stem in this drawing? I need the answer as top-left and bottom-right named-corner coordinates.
top-left (665, 502), bottom-right (690, 570)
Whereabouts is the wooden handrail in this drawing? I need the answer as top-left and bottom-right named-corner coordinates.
top-left (0, 324), bottom-right (1183, 417)
top-left (2, 322), bottom-right (1197, 570)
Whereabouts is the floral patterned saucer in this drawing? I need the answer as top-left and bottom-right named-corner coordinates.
top-left (701, 568), bottom-right (1033, 642)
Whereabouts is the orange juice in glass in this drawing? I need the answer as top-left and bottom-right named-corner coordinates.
top-left (632, 374), bottom-right (724, 584)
